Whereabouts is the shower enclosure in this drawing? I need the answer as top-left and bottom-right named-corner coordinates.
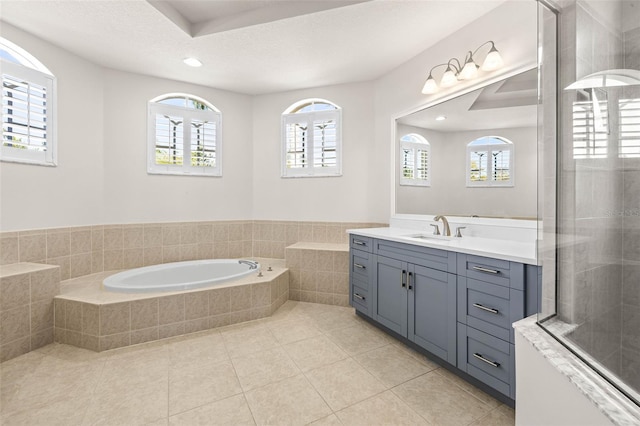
top-left (538, 0), bottom-right (640, 406)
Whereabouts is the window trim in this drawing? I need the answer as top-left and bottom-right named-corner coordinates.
top-left (466, 136), bottom-right (514, 187)
top-left (281, 99), bottom-right (342, 178)
top-left (147, 94), bottom-right (222, 177)
top-left (1, 53), bottom-right (57, 167)
top-left (399, 133), bottom-right (431, 187)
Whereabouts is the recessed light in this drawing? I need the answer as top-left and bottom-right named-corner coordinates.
top-left (183, 57), bottom-right (202, 67)
top-left (435, 115), bottom-right (446, 121)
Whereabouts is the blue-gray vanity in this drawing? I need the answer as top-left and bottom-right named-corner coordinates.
top-left (348, 230), bottom-right (539, 405)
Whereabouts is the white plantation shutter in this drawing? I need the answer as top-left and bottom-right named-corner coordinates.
top-left (399, 134), bottom-right (430, 187)
top-left (1, 60), bottom-right (55, 165)
top-left (147, 96), bottom-right (221, 176)
top-left (281, 101), bottom-right (341, 177)
top-left (619, 99), bottom-right (640, 158)
top-left (573, 100), bottom-right (608, 159)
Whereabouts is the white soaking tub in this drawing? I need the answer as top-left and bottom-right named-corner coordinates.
top-left (103, 259), bottom-right (260, 293)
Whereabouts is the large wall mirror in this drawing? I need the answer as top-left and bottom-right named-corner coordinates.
top-left (395, 68), bottom-right (538, 219)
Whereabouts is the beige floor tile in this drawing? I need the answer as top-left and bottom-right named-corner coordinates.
top-left (283, 335), bottom-right (349, 372)
top-left (392, 371), bottom-right (491, 426)
top-left (169, 394), bottom-right (255, 426)
top-left (84, 377), bottom-right (168, 425)
top-left (308, 414), bottom-right (343, 425)
top-left (433, 367), bottom-right (501, 408)
top-left (324, 322), bottom-right (393, 356)
top-left (232, 346), bottom-right (300, 391)
top-left (335, 390), bottom-right (429, 426)
top-left (355, 344), bottom-right (436, 387)
top-left (100, 347), bottom-right (169, 388)
top-left (470, 405), bottom-right (515, 426)
top-left (244, 374), bottom-right (331, 425)
top-left (169, 359), bottom-right (242, 415)
top-left (305, 358), bottom-right (386, 411)
top-left (267, 318), bottom-right (323, 345)
top-left (220, 323), bottom-right (280, 358)
top-left (1, 394), bottom-right (91, 426)
top-left (168, 332), bottom-right (228, 369)
top-left (305, 308), bottom-right (363, 332)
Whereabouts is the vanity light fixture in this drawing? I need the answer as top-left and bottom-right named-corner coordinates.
top-left (422, 41), bottom-right (504, 95)
top-left (183, 57), bottom-right (202, 67)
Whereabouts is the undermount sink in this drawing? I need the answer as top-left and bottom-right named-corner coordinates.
top-left (402, 234), bottom-right (453, 242)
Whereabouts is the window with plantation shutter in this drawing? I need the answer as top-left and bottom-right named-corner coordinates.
top-left (147, 94), bottom-right (221, 176)
top-left (466, 136), bottom-right (514, 187)
top-left (1, 38), bottom-right (56, 166)
top-left (282, 99), bottom-right (341, 177)
top-left (399, 133), bottom-right (430, 186)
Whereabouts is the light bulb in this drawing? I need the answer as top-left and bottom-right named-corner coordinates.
top-left (440, 67), bottom-right (458, 87)
top-left (422, 74), bottom-right (438, 94)
top-left (481, 47), bottom-right (503, 71)
top-left (460, 59), bottom-right (479, 80)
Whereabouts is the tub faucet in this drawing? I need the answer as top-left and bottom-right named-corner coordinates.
top-left (433, 215), bottom-right (451, 236)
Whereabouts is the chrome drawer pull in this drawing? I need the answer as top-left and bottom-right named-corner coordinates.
top-left (353, 240), bottom-right (366, 246)
top-left (473, 353), bottom-right (500, 368)
top-left (354, 263), bottom-right (366, 269)
top-left (401, 269), bottom-right (406, 288)
top-left (354, 293), bottom-right (365, 301)
top-left (472, 266), bottom-right (499, 274)
top-left (473, 303), bottom-right (499, 315)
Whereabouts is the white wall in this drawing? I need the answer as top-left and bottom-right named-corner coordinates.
top-left (396, 125), bottom-right (538, 219)
top-left (102, 70), bottom-right (253, 224)
top-left (251, 82), bottom-right (376, 222)
top-left (0, 23), bottom-right (105, 231)
top-left (374, 0), bottom-right (539, 221)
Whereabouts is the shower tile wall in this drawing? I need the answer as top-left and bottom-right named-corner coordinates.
top-left (557, 0), bottom-right (640, 389)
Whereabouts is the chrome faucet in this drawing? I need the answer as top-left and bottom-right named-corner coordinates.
top-left (433, 215), bottom-right (451, 236)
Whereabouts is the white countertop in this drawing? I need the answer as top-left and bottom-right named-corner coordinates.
top-left (347, 227), bottom-right (538, 265)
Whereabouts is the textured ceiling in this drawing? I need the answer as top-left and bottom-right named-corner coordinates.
top-left (0, 0), bottom-right (505, 95)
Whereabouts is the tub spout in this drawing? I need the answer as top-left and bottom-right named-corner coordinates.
top-left (239, 259), bottom-right (258, 269)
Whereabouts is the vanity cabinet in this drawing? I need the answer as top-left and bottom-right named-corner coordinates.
top-left (348, 233), bottom-right (539, 403)
top-left (372, 239), bottom-right (457, 365)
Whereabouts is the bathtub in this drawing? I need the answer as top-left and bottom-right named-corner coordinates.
top-left (103, 259), bottom-right (260, 293)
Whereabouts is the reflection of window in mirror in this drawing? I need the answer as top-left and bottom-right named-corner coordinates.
top-left (619, 98), bottom-right (640, 158)
top-left (466, 136), bottom-right (513, 187)
top-left (399, 133), bottom-right (430, 186)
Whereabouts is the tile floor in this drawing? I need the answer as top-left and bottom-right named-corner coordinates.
top-left (0, 301), bottom-right (515, 425)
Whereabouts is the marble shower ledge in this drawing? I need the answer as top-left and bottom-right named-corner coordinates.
top-left (514, 316), bottom-right (640, 426)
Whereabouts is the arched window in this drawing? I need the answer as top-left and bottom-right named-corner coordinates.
top-left (1, 37), bottom-right (56, 166)
top-left (148, 93), bottom-right (221, 176)
top-left (467, 136), bottom-right (514, 187)
top-left (399, 133), bottom-right (430, 186)
top-left (282, 98), bottom-right (341, 177)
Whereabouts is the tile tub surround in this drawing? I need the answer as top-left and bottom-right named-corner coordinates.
top-left (0, 263), bottom-right (60, 362)
top-left (54, 259), bottom-right (289, 352)
top-left (0, 220), bottom-right (386, 281)
top-left (285, 242), bottom-right (350, 306)
top-left (0, 301), bottom-right (514, 425)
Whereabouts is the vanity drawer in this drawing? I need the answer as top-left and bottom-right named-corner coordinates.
top-left (457, 254), bottom-right (524, 290)
top-left (351, 282), bottom-right (369, 314)
top-left (374, 239), bottom-right (456, 273)
top-left (457, 277), bottom-right (524, 343)
top-left (350, 235), bottom-right (373, 252)
top-left (457, 324), bottom-right (514, 398)
top-left (351, 249), bottom-right (371, 280)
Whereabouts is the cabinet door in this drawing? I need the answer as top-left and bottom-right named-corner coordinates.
top-left (408, 264), bottom-right (457, 365)
top-left (373, 255), bottom-right (408, 336)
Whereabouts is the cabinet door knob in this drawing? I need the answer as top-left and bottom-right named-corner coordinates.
top-left (473, 303), bottom-right (499, 315)
top-left (473, 353), bottom-right (500, 368)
